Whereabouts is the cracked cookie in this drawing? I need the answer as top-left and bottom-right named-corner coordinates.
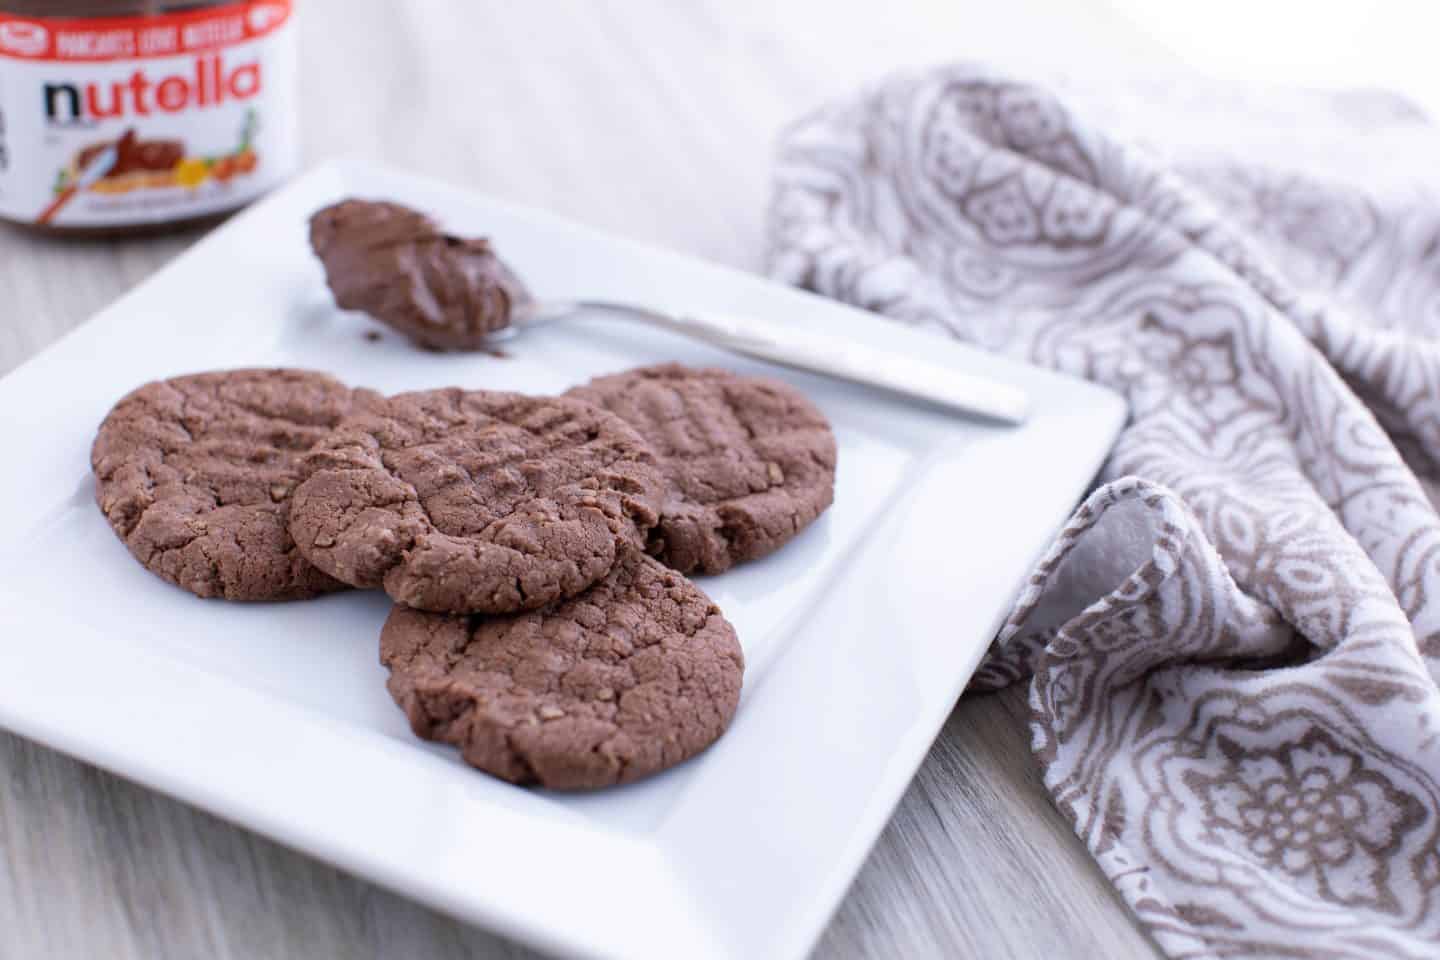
top-left (380, 549), bottom-right (744, 790)
top-left (309, 198), bottom-right (532, 351)
top-left (91, 369), bottom-right (381, 601)
top-left (288, 388), bottom-right (665, 614)
top-left (565, 364), bottom-right (837, 574)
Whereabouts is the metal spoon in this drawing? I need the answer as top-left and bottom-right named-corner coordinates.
top-left (505, 299), bottom-right (1030, 425)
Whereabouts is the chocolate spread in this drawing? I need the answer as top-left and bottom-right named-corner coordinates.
top-left (78, 129), bottom-right (184, 179)
top-left (309, 199), bottom-right (533, 351)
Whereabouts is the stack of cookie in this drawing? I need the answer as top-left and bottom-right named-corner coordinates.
top-left (92, 363), bottom-right (837, 790)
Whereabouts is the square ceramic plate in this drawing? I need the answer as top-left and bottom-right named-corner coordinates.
top-left (0, 161), bottom-right (1125, 960)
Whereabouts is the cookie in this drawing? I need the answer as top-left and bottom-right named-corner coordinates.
top-left (566, 364), bottom-right (837, 574)
top-left (288, 389), bottom-right (665, 614)
top-left (309, 198), bottom-right (532, 351)
top-left (380, 549), bottom-right (744, 790)
top-left (91, 369), bottom-right (380, 601)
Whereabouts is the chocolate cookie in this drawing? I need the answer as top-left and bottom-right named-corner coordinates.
top-left (566, 364), bottom-right (837, 574)
top-left (309, 198), bottom-right (532, 351)
top-left (288, 389), bottom-right (665, 614)
top-left (380, 549), bottom-right (744, 790)
top-left (91, 369), bottom-right (380, 601)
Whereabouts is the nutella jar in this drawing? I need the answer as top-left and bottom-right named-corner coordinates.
top-left (0, 0), bottom-right (298, 234)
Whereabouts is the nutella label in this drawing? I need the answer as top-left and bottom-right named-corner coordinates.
top-left (0, 1), bottom-right (297, 227)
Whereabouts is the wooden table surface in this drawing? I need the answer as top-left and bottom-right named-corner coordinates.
top-left (0, 2), bottom-right (1164, 957)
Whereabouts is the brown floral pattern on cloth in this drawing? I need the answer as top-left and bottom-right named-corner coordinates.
top-left (768, 65), bottom-right (1440, 957)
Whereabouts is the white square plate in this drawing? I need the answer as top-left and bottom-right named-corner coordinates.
top-left (0, 161), bottom-right (1124, 960)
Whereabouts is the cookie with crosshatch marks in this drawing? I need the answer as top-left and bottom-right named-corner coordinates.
top-left (91, 369), bottom-right (381, 601)
top-left (287, 388), bottom-right (666, 614)
top-left (565, 364), bottom-right (837, 574)
top-left (380, 549), bottom-right (744, 790)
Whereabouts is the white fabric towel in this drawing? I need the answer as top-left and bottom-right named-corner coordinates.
top-left (768, 64), bottom-right (1440, 958)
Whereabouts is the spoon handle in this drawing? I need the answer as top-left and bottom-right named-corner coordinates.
top-left (638, 308), bottom-right (1030, 425)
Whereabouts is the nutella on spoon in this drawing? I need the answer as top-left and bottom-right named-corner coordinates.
top-left (309, 197), bottom-right (1029, 422)
top-left (309, 198), bottom-right (533, 351)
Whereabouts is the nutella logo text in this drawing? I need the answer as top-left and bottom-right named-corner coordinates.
top-left (42, 52), bottom-right (260, 125)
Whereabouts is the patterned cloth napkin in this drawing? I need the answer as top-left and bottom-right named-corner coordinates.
top-left (768, 64), bottom-right (1440, 958)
